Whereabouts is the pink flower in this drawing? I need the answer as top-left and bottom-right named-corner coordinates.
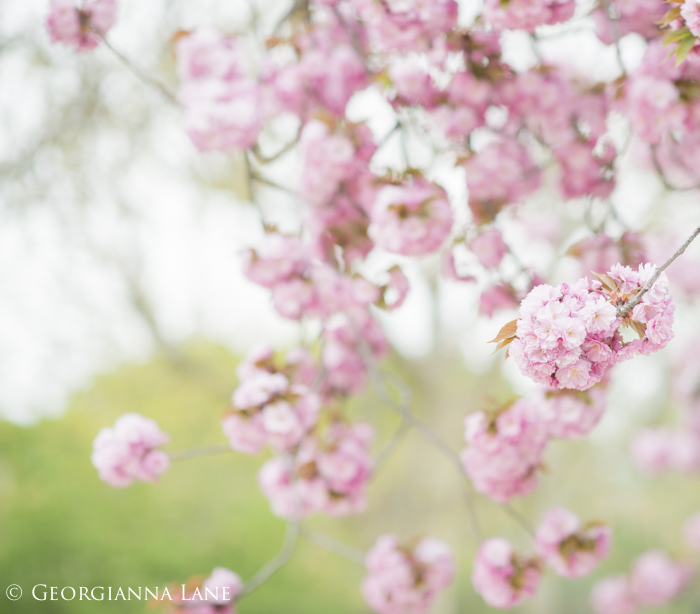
top-left (460, 400), bottom-right (549, 503)
top-left (591, 576), bottom-right (637, 614)
top-left (535, 507), bottom-right (611, 578)
top-left (629, 550), bottom-right (691, 607)
top-left (506, 264), bottom-right (674, 391)
top-left (201, 567), bottom-right (243, 606)
top-left (592, 551), bottom-right (691, 614)
top-left (535, 387), bottom-right (607, 439)
top-left (683, 512), bottom-right (700, 551)
top-left (176, 30), bottom-right (262, 152)
top-left (629, 427), bottom-right (700, 475)
top-left (593, 0), bottom-right (666, 44)
top-left (681, 0), bottom-right (700, 37)
top-left (351, 0), bottom-right (458, 54)
top-left (378, 266), bottom-right (410, 311)
top-left (91, 413), bottom-right (170, 487)
top-left (242, 233), bottom-right (309, 289)
top-left (463, 138), bottom-right (541, 223)
top-left (388, 59), bottom-right (438, 108)
top-left (482, 0), bottom-right (575, 33)
top-left (470, 228), bottom-right (508, 269)
top-left (258, 421), bottom-right (374, 518)
top-left (361, 534), bottom-right (455, 614)
top-left (472, 538), bottom-right (542, 609)
top-left (479, 284), bottom-right (519, 318)
top-left (223, 347), bottom-right (321, 454)
top-left (369, 177), bottom-right (453, 256)
top-left (46, 0), bottom-right (116, 51)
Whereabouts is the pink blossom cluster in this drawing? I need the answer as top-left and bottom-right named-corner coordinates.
top-left (470, 228), bottom-right (508, 270)
top-left (222, 344), bottom-right (320, 454)
top-left (176, 29), bottom-right (263, 152)
top-left (568, 233), bottom-right (647, 281)
top-left (429, 71), bottom-right (491, 139)
top-left (535, 386), bottom-right (608, 439)
top-left (555, 139), bottom-right (615, 200)
top-left (91, 413), bottom-right (170, 488)
top-left (299, 119), bottom-right (376, 210)
top-left (500, 64), bottom-right (608, 146)
top-left (535, 507), bottom-right (611, 578)
top-left (321, 310), bottom-right (389, 396)
top-left (479, 284), bottom-right (520, 318)
top-left (683, 512), bottom-right (700, 551)
top-left (46, 0), bottom-right (117, 51)
top-left (508, 263), bottom-right (675, 391)
top-left (462, 138), bottom-right (541, 223)
top-left (242, 231), bottom-right (383, 321)
top-left (591, 551), bottom-right (692, 614)
top-left (368, 176), bottom-right (454, 256)
top-left (349, 0), bottom-right (458, 54)
top-left (472, 538), bottom-right (542, 609)
top-left (460, 399), bottom-right (548, 503)
top-left (173, 567), bottom-right (243, 614)
top-left (258, 420), bottom-right (374, 518)
top-left (614, 40), bottom-right (700, 146)
top-left (630, 426), bottom-right (700, 475)
top-left (593, 0), bottom-right (666, 45)
top-left (264, 10), bottom-right (367, 118)
top-left (482, 0), bottom-right (575, 33)
top-left (361, 534), bottom-right (455, 614)
top-left (682, 1), bottom-right (700, 38)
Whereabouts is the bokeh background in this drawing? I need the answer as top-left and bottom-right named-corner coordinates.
top-left (2, 0), bottom-right (700, 612)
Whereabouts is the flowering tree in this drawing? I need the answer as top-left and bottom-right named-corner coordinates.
top-left (42, 0), bottom-right (700, 611)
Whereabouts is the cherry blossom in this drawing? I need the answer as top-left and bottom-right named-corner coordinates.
top-left (361, 534), bottom-right (455, 614)
top-left (535, 507), bottom-right (611, 578)
top-left (46, 0), bottom-right (117, 51)
top-left (472, 538), bottom-right (542, 609)
top-left (91, 413), bottom-right (170, 487)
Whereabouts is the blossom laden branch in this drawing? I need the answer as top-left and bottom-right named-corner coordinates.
top-left (616, 224), bottom-right (700, 318)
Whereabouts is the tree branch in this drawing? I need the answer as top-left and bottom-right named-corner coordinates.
top-left (239, 520), bottom-right (301, 597)
top-left (169, 444), bottom-right (233, 462)
top-left (300, 528), bottom-right (366, 565)
top-left (617, 224), bottom-right (700, 318)
top-left (98, 34), bottom-right (179, 104)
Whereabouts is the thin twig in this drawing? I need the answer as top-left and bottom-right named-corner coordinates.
top-left (169, 444), bottom-right (233, 461)
top-left (354, 335), bottom-right (483, 541)
top-left (373, 419), bottom-right (412, 474)
top-left (601, 0), bottom-right (626, 75)
top-left (617, 224), bottom-right (700, 318)
top-left (250, 133), bottom-right (300, 165)
top-left (249, 170), bottom-right (298, 196)
top-left (529, 34), bottom-right (543, 65)
top-left (98, 34), bottom-right (179, 103)
top-left (239, 520), bottom-right (301, 597)
top-left (300, 528), bottom-right (366, 565)
top-left (501, 503), bottom-right (535, 537)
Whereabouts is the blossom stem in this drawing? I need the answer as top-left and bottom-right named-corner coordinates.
top-left (354, 334), bottom-right (483, 541)
top-left (617, 224), bottom-right (700, 318)
top-left (239, 520), bottom-right (301, 597)
top-left (98, 34), bottom-right (179, 103)
top-left (169, 444), bottom-right (233, 461)
top-left (300, 528), bottom-right (366, 565)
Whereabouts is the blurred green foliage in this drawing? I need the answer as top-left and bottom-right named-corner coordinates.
top-left (1, 342), bottom-right (700, 613)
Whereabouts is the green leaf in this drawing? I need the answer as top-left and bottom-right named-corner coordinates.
top-left (663, 27), bottom-right (692, 47)
top-left (676, 35), bottom-right (698, 65)
top-left (659, 5), bottom-right (682, 27)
